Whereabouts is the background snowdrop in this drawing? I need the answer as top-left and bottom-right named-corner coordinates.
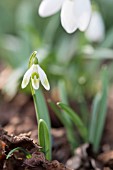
top-left (85, 11), bottom-right (105, 42)
top-left (38, 0), bottom-right (92, 33)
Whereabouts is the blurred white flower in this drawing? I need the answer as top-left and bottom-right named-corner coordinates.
top-left (38, 0), bottom-right (92, 33)
top-left (85, 11), bottom-right (105, 42)
top-left (21, 64), bottom-right (50, 90)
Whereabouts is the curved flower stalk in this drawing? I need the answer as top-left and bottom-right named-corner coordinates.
top-left (85, 11), bottom-right (105, 42)
top-left (21, 52), bottom-right (50, 91)
top-left (38, 0), bottom-right (92, 34)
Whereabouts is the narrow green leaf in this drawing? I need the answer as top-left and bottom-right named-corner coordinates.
top-left (58, 80), bottom-right (68, 104)
top-left (32, 89), bottom-right (51, 158)
top-left (49, 100), bottom-right (78, 149)
top-left (33, 89), bottom-right (51, 130)
top-left (58, 80), bottom-right (72, 126)
top-left (79, 97), bottom-right (89, 127)
top-left (38, 119), bottom-right (51, 160)
top-left (6, 147), bottom-right (31, 159)
top-left (57, 102), bottom-right (88, 141)
top-left (58, 81), bottom-right (79, 148)
top-left (93, 67), bottom-right (108, 152)
top-left (89, 93), bottom-right (102, 143)
top-left (48, 100), bottom-right (66, 125)
top-left (66, 126), bottom-right (79, 149)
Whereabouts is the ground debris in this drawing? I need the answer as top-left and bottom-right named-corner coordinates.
top-left (0, 128), bottom-right (71, 170)
top-left (0, 128), bottom-right (38, 151)
top-left (24, 152), bottom-right (71, 170)
top-left (98, 151), bottom-right (113, 169)
top-left (66, 143), bottom-right (102, 170)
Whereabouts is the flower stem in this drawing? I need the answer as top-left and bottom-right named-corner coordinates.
top-left (32, 88), bottom-right (51, 160)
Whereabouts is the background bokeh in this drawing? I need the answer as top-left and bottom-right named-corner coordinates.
top-left (0, 0), bottom-right (113, 103)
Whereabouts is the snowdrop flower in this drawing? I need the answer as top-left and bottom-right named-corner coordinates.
top-left (38, 0), bottom-right (92, 34)
top-left (21, 64), bottom-right (50, 90)
top-left (85, 11), bottom-right (105, 42)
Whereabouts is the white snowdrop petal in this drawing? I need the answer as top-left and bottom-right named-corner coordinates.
top-left (85, 11), bottom-right (105, 42)
top-left (21, 66), bottom-right (33, 89)
top-left (78, 12), bottom-right (91, 31)
top-left (61, 0), bottom-right (77, 33)
top-left (39, 0), bottom-right (64, 17)
top-left (73, 0), bottom-right (91, 31)
top-left (31, 77), bottom-right (40, 90)
top-left (38, 65), bottom-right (50, 90)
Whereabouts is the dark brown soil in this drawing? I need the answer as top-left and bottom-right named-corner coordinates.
top-left (0, 87), bottom-right (113, 169)
top-left (0, 128), bottom-right (71, 170)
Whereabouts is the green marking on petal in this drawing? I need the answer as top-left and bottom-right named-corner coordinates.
top-left (23, 79), bottom-right (27, 85)
top-left (31, 72), bottom-right (39, 79)
top-left (34, 78), bottom-right (38, 84)
top-left (43, 78), bottom-right (50, 90)
top-left (22, 78), bottom-right (30, 88)
top-left (44, 78), bottom-right (49, 86)
top-left (31, 77), bottom-right (40, 90)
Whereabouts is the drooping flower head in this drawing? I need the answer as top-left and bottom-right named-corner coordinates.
top-left (21, 51), bottom-right (50, 90)
top-left (85, 11), bottom-right (105, 42)
top-left (38, 0), bottom-right (92, 34)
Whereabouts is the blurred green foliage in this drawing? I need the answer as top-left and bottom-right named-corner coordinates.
top-left (55, 67), bottom-right (108, 152)
top-left (0, 0), bottom-right (113, 102)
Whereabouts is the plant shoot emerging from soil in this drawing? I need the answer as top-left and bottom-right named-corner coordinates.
top-left (21, 51), bottom-right (51, 160)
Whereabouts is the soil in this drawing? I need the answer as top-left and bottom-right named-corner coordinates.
top-left (0, 82), bottom-right (113, 169)
top-left (0, 128), bottom-right (72, 170)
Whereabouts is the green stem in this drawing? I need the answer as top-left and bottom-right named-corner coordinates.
top-left (31, 88), bottom-right (51, 160)
top-left (6, 147), bottom-right (32, 159)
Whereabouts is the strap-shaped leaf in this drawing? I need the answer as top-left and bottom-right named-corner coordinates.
top-left (57, 102), bottom-right (88, 141)
top-left (38, 119), bottom-right (51, 160)
top-left (6, 147), bottom-right (31, 159)
top-left (49, 100), bottom-right (78, 149)
top-left (32, 89), bottom-right (51, 159)
top-left (33, 89), bottom-right (51, 130)
top-left (93, 67), bottom-right (108, 152)
top-left (89, 93), bottom-right (102, 144)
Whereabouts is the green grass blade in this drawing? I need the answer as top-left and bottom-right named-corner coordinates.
top-left (58, 80), bottom-right (79, 148)
top-left (89, 93), bottom-right (102, 143)
top-left (6, 147), bottom-right (31, 159)
top-left (66, 125), bottom-right (79, 149)
top-left (58, 80), bottom-right (72, 126)
top-left (38, 119), bottom-right (51, 160)
top-left (93, 67), bottom-right (108, 152)
top-left (49, 100), bottom-right (78, 148)
top-left (57, 102), bottom-right (88, 141)
top-left (79, 98), bottom-right (89, 127)
top-left (33, 89), bottom-right (51, 130)
top-left (33, 89), bottom-right (52, 158)
top-left (58, 80), bottom-right (68, 104)
top-left (48, 100), bottom-right (67, 125)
